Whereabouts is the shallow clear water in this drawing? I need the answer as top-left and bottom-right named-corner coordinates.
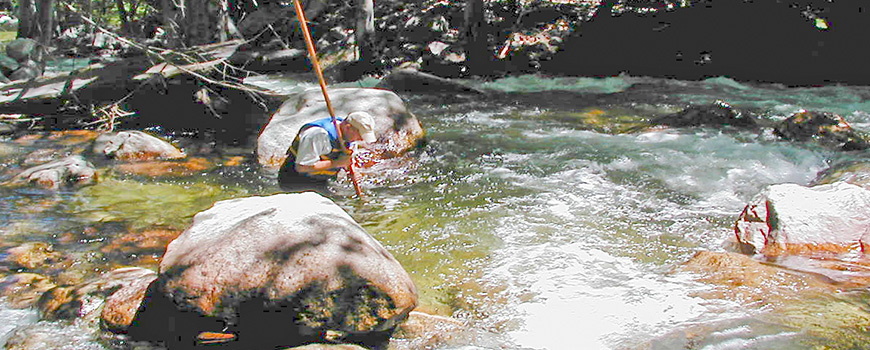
top-left (2, 74), bottom-right (869, 349)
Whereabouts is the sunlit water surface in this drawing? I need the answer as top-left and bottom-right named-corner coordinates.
top-left (2, 74), bottom-right (870, 349)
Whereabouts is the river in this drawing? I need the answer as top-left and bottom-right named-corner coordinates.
top-left (2, 73), bottom-right (870, 349)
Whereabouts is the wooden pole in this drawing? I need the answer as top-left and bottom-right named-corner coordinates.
top-left (293, 0), bottom-right (363, 197)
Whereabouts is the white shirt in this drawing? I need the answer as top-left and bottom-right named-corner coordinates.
top-left (295, 127), bottom-right (334, 166)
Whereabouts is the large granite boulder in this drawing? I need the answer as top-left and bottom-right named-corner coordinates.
top-left (5, 155), bottom-right (97, 189)
top-left (733, 182), bottom-right (870, 255)
top-left (92, 130), bottom-right (186, 161)
top-left (257, 88), bottom-right (425, 169)
top-left (773, 110), bottom-right (870, 151)
top-left (128, 192), bottom-right (417, 348)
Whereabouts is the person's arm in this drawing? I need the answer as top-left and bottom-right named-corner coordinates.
top-left (295, 153), bottom-right (352, 174)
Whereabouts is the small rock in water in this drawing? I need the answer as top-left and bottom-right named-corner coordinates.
top-left (92, 130), bottom-right (186, 161)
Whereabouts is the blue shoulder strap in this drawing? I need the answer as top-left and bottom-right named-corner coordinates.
top-left (302, 116), bottom-right (344, 148)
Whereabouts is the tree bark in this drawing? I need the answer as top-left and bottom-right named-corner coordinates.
top-left (35, 0), bottom-right (55, 45)
top-left (16, 0), bottom-right (36, 39)
top-left (114, 0), bottom-right (133, 35)
top-left (464, 0), bottom-right (490, 74)
top-left (355, 0), bottom-right (374, 62)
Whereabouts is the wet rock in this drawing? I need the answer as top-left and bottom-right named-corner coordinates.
top-left (812, 160), bottom-right (870, 190)
top-left (47, 130), bottom-right (101, 146)
top-left (0, 273), bottom-right (56, 308)
top-left (679, 250), bottom-right (839, 306)
top-left (390, 311), bottom-right (465, 350)
top-left (6, 155), bottom-right (97, 190)
top-left (36, 267), bottom-right (157, 324)
top-left (773, 110), bottom-right (870, 151)
top-left (286, 344), bottom-right (368, 350)
top-left (376, 68), bottom-right (485, 95)
top-left (130, 192), bottom-right (417, 349)
top-left (100, 268), bottom-right (159, 331)
top-left (92, 130), bottom-right (186, 161)
top-left (257, 88), bottom-right (425, 169)
top-left (0, 53), bottom-right (19, 74)
top-left (5, 38), bottom-right (39, 62)
top-left (649, 101), bottom-right (758, 128)
top-left (37, 286), bottom-right (78, 319)
top-left (0, 121), bottom-right (14, 135)
top-left (22, 149), bottom-right (74, 166)
top-left (733, 182), bottom-right (870, 256)
top-left (8, 59), bottom-right (42, 81)
top-left (3, 320), bottom-right (104, 350)
top-left (4, 242), bottom-right (63, 270)
top-left (100, 228), bottom-right (183, 268)
top-left (113, 157), bottom-right (214, 177)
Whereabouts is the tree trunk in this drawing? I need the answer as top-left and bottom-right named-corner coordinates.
top-left (464, 0), bottom-right (490, 75)
top-left (114, 0), bottom-right (133, 35)
top-left (355, 0), bottom-right (374, 63)
top-left (217, 0), bottom-right (242, 42)
top-left (161, 0), bottom-right (182, 47)
top-left (183, 0), bottom-right (213, 46)
top-left (16, 0), bottom-right (36, 39)
top-left (35, 0), bottom-right (54, 46)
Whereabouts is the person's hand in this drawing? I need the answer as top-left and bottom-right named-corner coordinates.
top-left (332, 151), bottom-right (353, 168)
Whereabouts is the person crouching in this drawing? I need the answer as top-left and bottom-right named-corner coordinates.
top-left (278, 111), bottom-right (377, 195)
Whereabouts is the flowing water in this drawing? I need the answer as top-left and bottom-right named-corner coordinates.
top-left (2, 73), bottom-right (870, 349)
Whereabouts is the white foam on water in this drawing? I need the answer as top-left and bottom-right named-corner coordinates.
top-left (0, 304), bottom-right (38, 347)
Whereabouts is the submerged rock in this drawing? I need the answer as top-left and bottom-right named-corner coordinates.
top-left (733, 182), bottom-right (870, 256)
top-left (92, 130), bottom-right (186, 161)
top-left (649, 101), bottom-right (758, 128)
top-left (812, 160), bottom-right (870, 190)
top-left (4, 242), bottom-right (64, 270)
top-left (774, 110), bottom-right (870, 151)
top-left (113, 157), bottom-right (214, 177)
top-left (0, 273), bottom-right (57, 308)
top-left (32, 267), bottom-right (157, 324)
top-left (6, 155), bottom-right (97, 190)
top-left (257, 87), bottom-right (425, 169)
top-left (128, 192), bottom-right (417, 349)
top-left (679, 251), bottom-right (838, 303)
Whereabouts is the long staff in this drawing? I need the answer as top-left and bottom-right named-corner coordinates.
top-left (293, 0), bottom-right (363, 197)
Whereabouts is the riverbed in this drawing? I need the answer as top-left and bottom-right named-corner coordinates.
top-left (2, 73), bottom-right (870, 349)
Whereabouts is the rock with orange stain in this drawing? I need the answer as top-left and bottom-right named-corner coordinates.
top-left (257, 88), bottom-right (425, 170)
top-left (92, 130), bottom-right (186, 161)
top-left (0, 273), bottom-right (57, 308)
top-left (774, 110), bottom-right (870, 151)
top-left (222, 155), bottom-right (246, 167)
top-left (733, 182), bottom-right (870, 256)
top-left (4, 242), bottom-right (63, 270)
top-left (130, 192), bottom-right (417, 348)
top-left (101, 228), bottom-right (182, 255)
top-left (679, 251), bottom-right (837, 305)
top-left (100, 267), bottom-right (158, 331)
top-left (31, 266), bottom-right (157, 325)
top-left (114, 157), bottom-right (213, 177)
top-left (6, 155), bottom-right (97, 190)
top-left (46, 130), bottom-right (100, 146)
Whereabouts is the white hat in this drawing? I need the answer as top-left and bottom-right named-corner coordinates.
top-left (345, 111), bottom-right (377, 143)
